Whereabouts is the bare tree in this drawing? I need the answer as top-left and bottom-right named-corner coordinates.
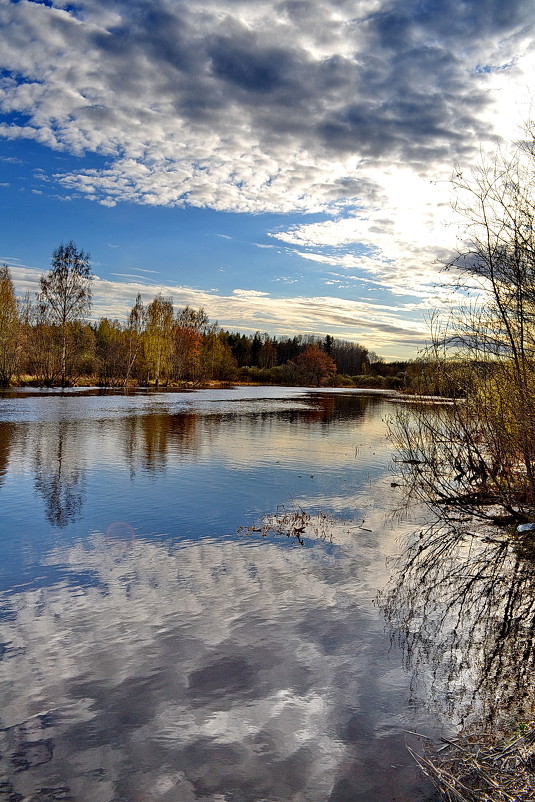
top-left (392, 141), bottom-right (535, 528)
top-left (38, 242), bottom-right (92, 387)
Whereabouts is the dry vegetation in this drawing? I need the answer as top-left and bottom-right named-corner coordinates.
top-left (410, 724), bottom-right (535, 801)
top-left (238, 506), bottom-right (334, 545)
top-left (387, 136), bottom-right (535, 799)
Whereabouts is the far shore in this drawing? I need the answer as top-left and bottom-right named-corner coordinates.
top-left (0, 378), bottom-right (406, 395)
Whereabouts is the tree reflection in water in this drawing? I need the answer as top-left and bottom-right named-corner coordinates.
top-left (33, 421), bottom-right (85, 528)
top-left (0, 421), bottom-right (15, 487)
top-left (383, 520), bottom-right (535, 729)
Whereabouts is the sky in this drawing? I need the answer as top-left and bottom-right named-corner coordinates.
top-left (1, 0), bottom-right (534, 358)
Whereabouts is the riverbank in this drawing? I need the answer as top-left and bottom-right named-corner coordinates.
top-left (413, 722), bottom-right (535, 801)
top-left (7, 374), bottom-right (406, 391)
top-left (3, 376), bottom-right (407, 395)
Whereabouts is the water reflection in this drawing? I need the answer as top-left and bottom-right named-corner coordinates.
top-left (383, 521), bottom-right (535, 729)
top-left (0, 527), bottom-right (434, 802)
top-left (0, 421), bottom-right (15, 487)
top-left (0, 389), bottom-right (437, 801)
top-left (0, 391), bottom-right (380, 531)
top-left (122, 412), bottom-right (202, 474)
top-left (33, 421), bottom-right (87, 527)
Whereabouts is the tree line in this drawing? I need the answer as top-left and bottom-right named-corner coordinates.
top-left (0, 242), bottom-right (385, 388)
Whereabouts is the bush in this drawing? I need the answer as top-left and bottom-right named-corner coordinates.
top-left (335, 374), bottom-right (354, 386)
top-left (240, 365), bottom-right (286, 384)
top-left (351, 374), bottom-right (387, 388)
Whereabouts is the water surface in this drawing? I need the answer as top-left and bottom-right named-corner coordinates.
top-left (0, 387), bottom-right (438, 801)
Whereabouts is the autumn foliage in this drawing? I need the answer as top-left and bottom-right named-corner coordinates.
top-left (0, 243), bottom-right (376, 388)
top-left (292, 344), bottom-right (337, 386)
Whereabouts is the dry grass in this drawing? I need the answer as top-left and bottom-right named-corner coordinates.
top-left (409, 723), bottom-right (535, 801)
top-left (238, 506), bottom-right (333, 545)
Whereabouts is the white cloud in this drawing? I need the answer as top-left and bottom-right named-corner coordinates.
top-left (1, 0), bottom-right (533, 218)
top-left (9, 265), bottom-right (428, 356)
top-left (231, 288), bottom-right (269, 297)
top-left (1, 0), bottom-right (534, 352)
top-left (271, 163), bottom-right (462, 298)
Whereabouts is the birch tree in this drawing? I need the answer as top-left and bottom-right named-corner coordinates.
top-left (38, 242), bottom-right (92, 387)
top-left (144, 293), bottom-right (173, 387)
top-left (0, 265), bottom-right (19, 386)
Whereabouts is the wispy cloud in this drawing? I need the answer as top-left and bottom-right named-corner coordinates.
top-left (109, 272), bottom-right (159, 282)
top-left (9, 265), bottom-right (429, 356)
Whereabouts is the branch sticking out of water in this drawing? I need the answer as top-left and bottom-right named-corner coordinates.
top-left (238, 506), bottom-right (334, 545)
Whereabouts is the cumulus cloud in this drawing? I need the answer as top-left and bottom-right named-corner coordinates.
top-left (0, 0), bottom-right (533, 213)
top-left (1, 0), bottom-right (534, 352)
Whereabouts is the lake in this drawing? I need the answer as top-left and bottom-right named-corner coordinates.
top-left (0, 386), bottom-right (441, 802)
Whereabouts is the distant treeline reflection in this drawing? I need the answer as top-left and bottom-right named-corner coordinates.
top-left (0, 392), bottom-right (371, 528)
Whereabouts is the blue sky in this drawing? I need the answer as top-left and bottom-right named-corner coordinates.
top-left (1, 0), bottom-right (534, 358)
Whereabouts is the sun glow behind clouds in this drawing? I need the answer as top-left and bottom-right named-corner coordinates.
top-left (1, 0), bottom-right (534, 355)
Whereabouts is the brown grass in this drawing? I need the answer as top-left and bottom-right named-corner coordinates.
top-left (410, 723), bottom-right (535, 801)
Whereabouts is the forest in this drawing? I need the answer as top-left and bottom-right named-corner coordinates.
top-left (0, 244), bottom-right (408, 389)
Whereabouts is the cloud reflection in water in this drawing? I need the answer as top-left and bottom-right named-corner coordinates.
top-left (0, 389), bottom-right (440, 801)
top-left (0, 525), bottom-right (433, 801)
